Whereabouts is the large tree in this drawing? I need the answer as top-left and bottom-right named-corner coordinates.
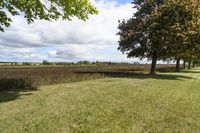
top-left (117, 0), bottom-right (196, 74)
top-left (118, 0), bottom-right (165, 74)
top-left (0, 0), bottom-right (98, 31)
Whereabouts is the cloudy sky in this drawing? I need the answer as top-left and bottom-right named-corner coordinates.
top-left (0, 0), bottom-right (146, 63)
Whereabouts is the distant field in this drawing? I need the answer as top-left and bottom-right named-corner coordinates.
top-left (0, 64), bottom-right (180, 91)
top-left (0, 68), bottom-right (200, 132)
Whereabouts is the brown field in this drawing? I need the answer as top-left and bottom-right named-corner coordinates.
top-left (0, 64), bottom-right (181, 91)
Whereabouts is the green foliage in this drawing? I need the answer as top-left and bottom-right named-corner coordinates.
top-left (77, 60), bottom-right (91, 65)
top-left (54, 62), bottom-right (75, 66)
top-left (0, 0), bottom-right (98, 31)
top-left (42, 60), bottom-right (53, 65)
top-left (117, 0), bottom-right (200, 74)
top-left (22, 62), bottom-right (31, 65)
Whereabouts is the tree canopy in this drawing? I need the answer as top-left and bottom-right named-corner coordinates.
top-left (118, 0), bottom-right (200, 74)
top-left (0, 0), bottom-right (98, 31)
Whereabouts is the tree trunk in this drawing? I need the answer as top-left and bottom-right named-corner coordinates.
top-left (176, 59), bottom-right (180, 72)
top-left (150, 52), bottom-right (157, 75)
top-left (183, 60), bottom-right (186, 69)
top-left (188, 61), bottom-right (191, 69)
top-left (192, 62), bottom-right (195, 68)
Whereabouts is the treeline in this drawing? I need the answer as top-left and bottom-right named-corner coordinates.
top-left (42, 60), bottom-right (136, 66)
top-left (118, 0), bottom-right (200, 74)
top-left (0, 60), bottom-right (138, 66)
top-left (0, 61), bottom-right (138, 66)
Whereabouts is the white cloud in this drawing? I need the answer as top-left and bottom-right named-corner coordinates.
top-left (0, 0), bottom-right (137, 62)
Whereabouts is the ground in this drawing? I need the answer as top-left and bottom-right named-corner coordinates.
top-left (1, 68), bottom-right (200, 132)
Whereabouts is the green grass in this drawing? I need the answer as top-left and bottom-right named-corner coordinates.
top-left (1, 68), bottom-right (200, 132)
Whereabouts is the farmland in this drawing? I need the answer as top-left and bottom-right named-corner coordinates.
top-left (1, 65), bottom-right (200, 132)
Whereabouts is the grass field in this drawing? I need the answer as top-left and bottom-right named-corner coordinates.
top-left (0, 68), bottom-right (200, 132)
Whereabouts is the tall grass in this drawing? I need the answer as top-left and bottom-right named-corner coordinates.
top-left (0, 67), bottom-right (104, 91)
top-left (0, 64), bottom-right (179, 91)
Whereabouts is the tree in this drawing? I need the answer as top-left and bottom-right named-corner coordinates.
top-left (155, 0), bottom-right (194, 72)
top-left (0, 0), bottom-right (98, 31)
top-left (42, 60), bottom-right (53, 65)
top-left (117, 0), bottom-right (164, 74)
top-left (117, 0), bottom-right (197, 74)
top-left (178, 0), bottom-right (200, 70)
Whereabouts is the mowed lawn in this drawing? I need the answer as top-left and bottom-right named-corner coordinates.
top-left (1, 69), bottom-right (200, 132)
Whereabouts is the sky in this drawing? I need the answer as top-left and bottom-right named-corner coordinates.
top-left (117, 0), bottom-right (133, 4)
top-left (0, 0), bottom-right (149, 63)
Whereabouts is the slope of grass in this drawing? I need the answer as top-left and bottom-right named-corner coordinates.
top-left (1, 69), bottom-right (200, 132)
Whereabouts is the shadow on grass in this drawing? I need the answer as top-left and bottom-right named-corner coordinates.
top-left (0, 78), bottom-right (38, 103)
top-left (76, 71), bottom-right (193, 80)
top-left (0, 90), bottom-right (36, 103)
top-left (179, 70), bottom-right (200, 74)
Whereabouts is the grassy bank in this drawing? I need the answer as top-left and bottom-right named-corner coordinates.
top-left (0, 68), bottom-right (199, 132)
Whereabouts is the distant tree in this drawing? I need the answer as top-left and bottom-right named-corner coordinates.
top-left (42, 60), bottom-right (52, 65)
top-left (0, 0), bottom-right (98, 31)
top-left (133, 62), bottom-right (140, 65)
top-left (23, 62), bottom-right (31, 66)
top-left (77, 61), bottom-right (90, 65)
